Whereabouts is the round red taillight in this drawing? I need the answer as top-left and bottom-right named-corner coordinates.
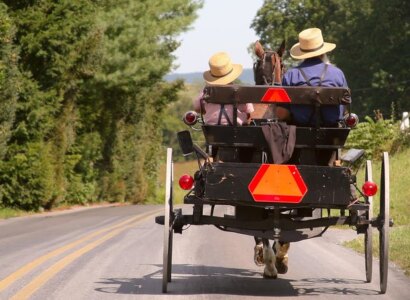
top-left (344, 113), bottom-right (359, 128)
top-left (179, 174), bottom-right (194, 190)
top-left (362, 181), bottom-right (378, 196)
top-left (183, 111), bottom-right (198, 126)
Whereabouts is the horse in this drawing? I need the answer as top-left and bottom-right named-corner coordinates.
top-left (254, 40), bottom-right (285, 86)
top-left (251, 40), bottom-right (286, 121)
top-left (251, 40), bottom-right (291, 279)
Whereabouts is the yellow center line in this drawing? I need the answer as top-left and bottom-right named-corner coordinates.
top-left (12, 221), bottom-right (139, 300)
top-left (0, 208), bottom-right (162, 292)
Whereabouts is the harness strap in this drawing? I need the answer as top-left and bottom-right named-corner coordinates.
top-left (217, 104), bottom-right (233, 125)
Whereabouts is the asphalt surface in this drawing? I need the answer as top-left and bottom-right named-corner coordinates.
top-left (0, 204), bottom-right (409, 299)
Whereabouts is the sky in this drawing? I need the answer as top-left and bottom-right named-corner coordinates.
top-left (172, 0), bottom-right (264, 74)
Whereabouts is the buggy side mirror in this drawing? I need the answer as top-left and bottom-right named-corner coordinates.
top-left (177, 130), bottom-right (194, 156)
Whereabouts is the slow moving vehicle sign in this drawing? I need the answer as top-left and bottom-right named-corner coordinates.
top-left (248, 164), bottom-right (307, 203)
top-left (261, 87), bottom-right (291, 103)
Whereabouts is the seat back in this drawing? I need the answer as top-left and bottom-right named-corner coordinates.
top-left (203, 125), bottom-right (350, 150)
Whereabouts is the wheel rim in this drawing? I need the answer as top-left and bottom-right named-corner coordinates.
top-left (168, 160), bottom-right (174, 283)
top-left (379, 152), bottom-right (390, 294)
top-left (162, 148), bottom-right (174, 293)
top-left (365, 160), bottom-right (373, 283)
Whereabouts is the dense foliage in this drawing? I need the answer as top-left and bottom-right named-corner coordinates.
top-left (0, 3), bottom-right (18, 161)
top-left (346, 116), bottom-right (410, 159)
top-left (161, 82), bottom-right (204, 160)
top-left (252, 0), bottom-right (409, 118)
top-left (0, 0), bottom-right (202, 210)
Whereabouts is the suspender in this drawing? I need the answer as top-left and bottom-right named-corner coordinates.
top-left (217, 104), bottom-right (233, 125)
top-left (200, 93), bottom-right (234, 126)
top-left (320, 64), bottom-right (329, 85)
top-left (298, 63), bottom-right (329, 86)
top-left (298, 64), bottom-right (329, 126)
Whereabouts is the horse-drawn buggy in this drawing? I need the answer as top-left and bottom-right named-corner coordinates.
top-left (155, 81), bottom-right (392, 294)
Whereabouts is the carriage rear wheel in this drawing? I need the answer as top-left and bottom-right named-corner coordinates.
top-left (379, 152), bottom-right (390, 294)
top-left (364, 160), bottom-right (373, 283)
top-left (162, 148), bottom-right (174, 293)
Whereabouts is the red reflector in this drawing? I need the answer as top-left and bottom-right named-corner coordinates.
top-left (183, 111), bottom-right (198, 126)
top-left (362, 181), bottom-right (378, 196)
top-left (261, 88), bottom-right (291, 103)
top-left (344, 113), bottom-right (359, 128)
top-left (179, 174), bottom-right (194, 190)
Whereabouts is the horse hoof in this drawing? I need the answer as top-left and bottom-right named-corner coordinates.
top-left (276, 256), bottom-right (289, 274)
top-left (263, 265), bottom-right (278, 279)
top-left (263, 272), bottom-right (278, 279)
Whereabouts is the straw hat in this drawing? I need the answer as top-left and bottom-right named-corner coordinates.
top-left (290, 28), bottom-right (336, 60)
top-left (203, 52), bottom-right (243, 85)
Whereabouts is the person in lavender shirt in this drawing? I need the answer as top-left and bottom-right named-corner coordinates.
top-left (193, 52), bottom-right (254, 125)
top-left (276, 28), bottom-right (348, 127)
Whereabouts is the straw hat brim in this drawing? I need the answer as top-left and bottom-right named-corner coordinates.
top-left (203, 64), bottom-right (243, 85)
top-left (290, 42), bottom-right (336, 60)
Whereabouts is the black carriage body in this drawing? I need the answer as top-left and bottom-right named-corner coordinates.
top-left (195, 162), bottom-right (351, 208)
top-left (185, 84), bottom-right (354, 209)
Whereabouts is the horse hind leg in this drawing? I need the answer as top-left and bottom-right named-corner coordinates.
top-left (262, 238), bottom-right (278, 279)
top-left (274, 241), bottom-right (290, 274)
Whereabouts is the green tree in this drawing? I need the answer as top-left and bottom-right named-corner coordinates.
top-left (1, 0), bottom-right (103, 210)
top-left (0, 3), bottom-right (18, 160)
top-left (77, 0), bottom-right (203, 203)
top-left (358, 0), bottom-right (410, 117)
top-left (251, 0), bottom-right (409, 118)
top-left (161, 82), bottom-right (204, 161)
top-left (0, 0), bottom-right (202, 210)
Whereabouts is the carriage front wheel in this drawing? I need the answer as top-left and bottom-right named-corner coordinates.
top-left (162, 148), bottom-right (174, 293)
top-left (379, 152), bottom-right (390, 294)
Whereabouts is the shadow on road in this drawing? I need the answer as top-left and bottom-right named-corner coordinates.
top-left (95, 264), bottom-right (379, 296)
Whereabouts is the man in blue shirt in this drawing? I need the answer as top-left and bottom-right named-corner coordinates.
top-left (253, 29), bottom-right (350, 276)
top-left (276, 28), bottom-right (348, 126)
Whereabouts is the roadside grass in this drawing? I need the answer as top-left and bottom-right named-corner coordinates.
top-left (344, 225), bottom-right (410, 276)
top-left (0, 207), bottom-right (31, 219)
top-left (344, 147), bottom-right (410, 276)
top-left (0, 202), bottom-right (120, 220)
top-left (354, 147), bottom-right (410, 226)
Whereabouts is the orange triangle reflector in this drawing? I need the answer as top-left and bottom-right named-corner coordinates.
top-left (261, 88), bottom-right (291, 103)
top-left (248, 164), bottom-right (307, 203)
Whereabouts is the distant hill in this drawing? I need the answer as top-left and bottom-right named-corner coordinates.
top-left (164, 68), bottom-right (254, 85)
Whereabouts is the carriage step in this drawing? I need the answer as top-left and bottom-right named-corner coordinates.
top-left (155, 215), bottom-right (165, 225)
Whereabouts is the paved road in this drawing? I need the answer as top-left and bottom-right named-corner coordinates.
top-left (0, 204), bottom-right (409, 299)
